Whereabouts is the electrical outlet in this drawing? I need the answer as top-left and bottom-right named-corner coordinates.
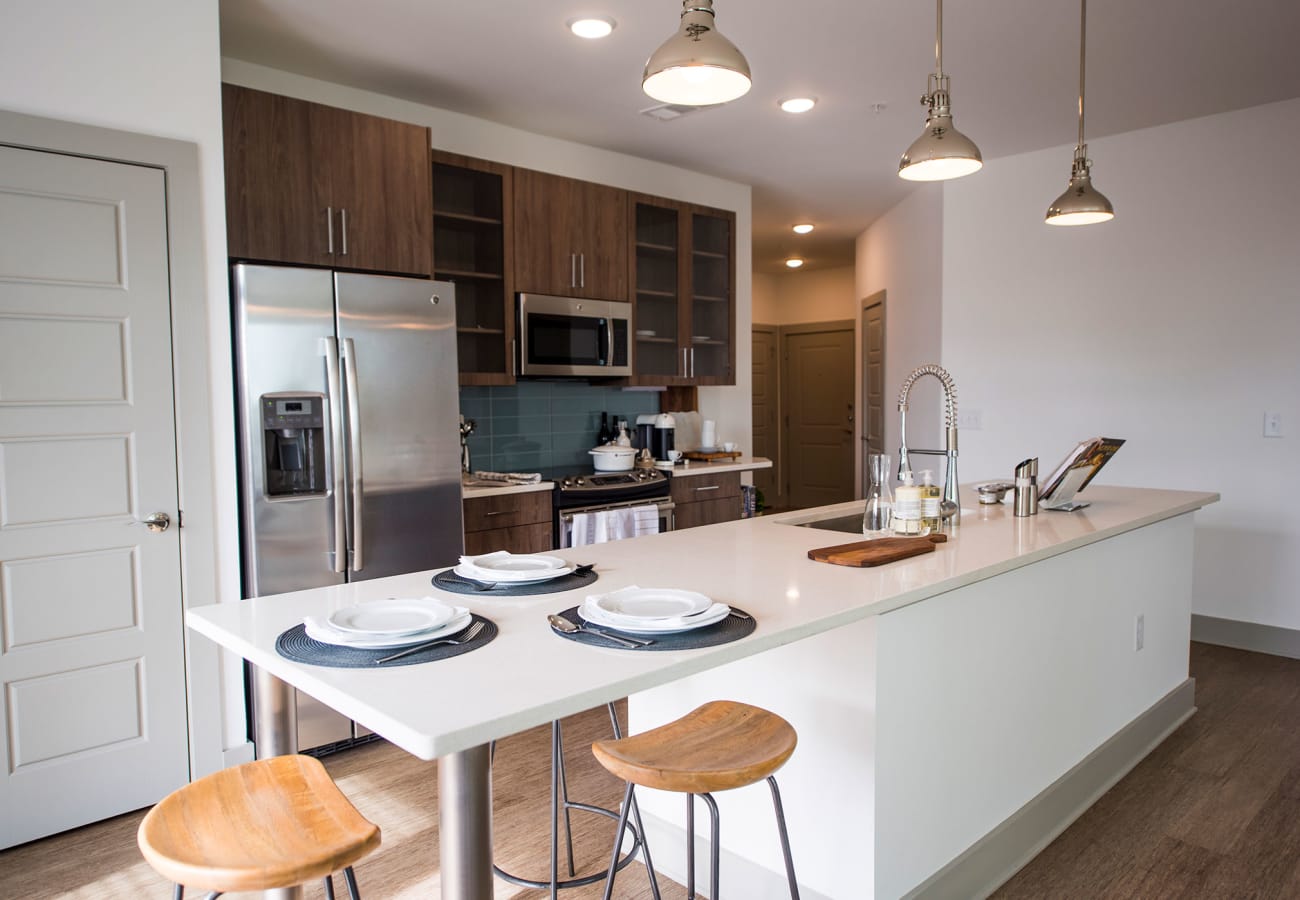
top-left (1135, 613), bottom-right (1145, 651)
top-left (1264, 412), bottom-right (1283, 438)
top-left (957, 409), bottom-right (983, 431)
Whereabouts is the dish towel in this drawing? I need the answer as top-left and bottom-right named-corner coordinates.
top-left (566, 506), bottom-right (660, 547)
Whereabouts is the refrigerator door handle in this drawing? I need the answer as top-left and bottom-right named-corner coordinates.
top-left (321, 337), bottom-right (346, 573)
top-left (341, 336), bottom-right (364, 571)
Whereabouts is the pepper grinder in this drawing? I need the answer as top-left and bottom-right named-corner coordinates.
top-left (1014, 457), bottom-right (1039, 517)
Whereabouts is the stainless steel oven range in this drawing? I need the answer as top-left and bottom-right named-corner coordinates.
top-left (552, 469), bottom-right (674, 548)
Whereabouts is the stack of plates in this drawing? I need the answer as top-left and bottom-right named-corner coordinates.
top-left (455, 551), bottom-right (573, 585)
top-left (579, 586), bottom-right (730, 635)
top-left (305, 597), bottom-right (470, 649)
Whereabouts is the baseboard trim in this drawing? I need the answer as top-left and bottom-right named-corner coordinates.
top-left (903, 677), bottom-right (1197, 900)
top-left (1191, 614), bottom-right (1300, 660)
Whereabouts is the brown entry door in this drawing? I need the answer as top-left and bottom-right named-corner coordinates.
top-left (783, 323), bottom-right (855, 509)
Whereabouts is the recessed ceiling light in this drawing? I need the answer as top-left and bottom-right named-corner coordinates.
top-left (792, 223), bottom-right (814, 234)
top-left (568, 16), bottom-right (616, 39)
top-left (785, 257), bottom-right (805, 269)
top-left (779, 97), bottom-right (817, 114)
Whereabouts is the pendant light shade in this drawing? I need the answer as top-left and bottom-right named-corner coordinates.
top-left (1045, 0), bottom-right (1114, 225)
top-left (643, 1), bottom-right (751, 106)
top-left (899, 0), bottom-right (982, 181)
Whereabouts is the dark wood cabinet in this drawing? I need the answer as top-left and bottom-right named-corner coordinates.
top-left (462, 490), bottom-right (554, 553)
top-left (222, 84), bottom-right (432, 277)
top-left (630, 197), bottom-right (736, 386)
top-left (432, 151), bottom-right (514, 385)
top-left (514, 168), bottom-right (627, 300)
top-left (670, 471), bottom-right (742, 529)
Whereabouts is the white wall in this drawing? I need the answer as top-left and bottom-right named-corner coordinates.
top-left (855, 188), bottom-right (946, 481)
top-left (752, 265), bottom-right (856, 326)
top-left (941, 98), bottom-right (1300, 632)
top-left (222, 59), bottom-right (754, 449)
top-left (0, 0), bottom-right (244, 759)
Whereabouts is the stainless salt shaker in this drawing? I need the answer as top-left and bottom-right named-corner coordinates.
top-left (1014, 457), bottom-right (1039, 517)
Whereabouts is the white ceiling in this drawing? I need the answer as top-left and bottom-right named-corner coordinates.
top-left (220, 0), bottom-right (1300, 273)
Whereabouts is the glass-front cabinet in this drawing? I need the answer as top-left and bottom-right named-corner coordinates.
top-left (630, 197), bottom-right (735, 386)
top-left (431, 151), bottom-right (515, 385)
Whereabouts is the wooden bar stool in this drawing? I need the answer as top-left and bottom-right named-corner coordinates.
top-left (137, 754), bottom-right (381, 899)
top-left (592, 700), bottom-right (800, 900)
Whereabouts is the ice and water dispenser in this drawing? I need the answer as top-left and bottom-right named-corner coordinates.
top-left (260, 393), bottom-right (326, 496)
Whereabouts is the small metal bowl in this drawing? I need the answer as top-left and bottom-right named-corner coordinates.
top-left (975, 481), bottom-right (1015, 504)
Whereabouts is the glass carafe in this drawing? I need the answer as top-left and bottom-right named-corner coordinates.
top-left (863, 452), bottom-right (894, 537)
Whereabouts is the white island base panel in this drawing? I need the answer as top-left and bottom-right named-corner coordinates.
top-left (628, 512), bottom-right (1196, 899)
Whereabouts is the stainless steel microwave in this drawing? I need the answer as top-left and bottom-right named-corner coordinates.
top-left (517, 293), bottom-right (631, 377)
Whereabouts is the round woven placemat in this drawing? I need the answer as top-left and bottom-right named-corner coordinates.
top-left (549, 606), bottom-right (755, 651)
top-left (432, 568), bottom-right (598, 596)
top-left (275, 614), bottom-right (497, 668)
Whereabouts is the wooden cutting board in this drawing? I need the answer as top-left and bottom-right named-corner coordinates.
top-left (683, 450), bottom-right (742, 461)
top-left (808, 533), bottom-right (947, 567)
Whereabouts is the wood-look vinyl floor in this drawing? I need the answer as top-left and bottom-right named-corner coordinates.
top-left (1, 642), bottom-right (1296, 898)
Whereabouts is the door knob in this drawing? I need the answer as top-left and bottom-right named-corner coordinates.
top-left (141, 512), bottom-right (171, 533)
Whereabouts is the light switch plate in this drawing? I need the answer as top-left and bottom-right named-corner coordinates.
top-left (957, 409), bottom-right (983, 431)
top-left (1264, 412), bottom-right (1283, 438)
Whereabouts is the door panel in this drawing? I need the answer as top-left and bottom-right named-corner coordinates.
top-left (862, 296), bottom-right (886, 489)
top-left (0, 146), bottom-right (188, 847)
top-left (783, 326), bottom-right (856, 510)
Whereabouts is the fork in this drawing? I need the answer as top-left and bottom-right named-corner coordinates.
top-left (373, 620), bottom-right (486, 664)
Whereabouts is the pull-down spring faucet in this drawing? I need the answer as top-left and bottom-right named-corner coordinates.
top-left (898, 364), bottom-right (960, 525)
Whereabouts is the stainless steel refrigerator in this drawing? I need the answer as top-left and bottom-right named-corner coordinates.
top-left (231, 263), bottom-right (464, 752)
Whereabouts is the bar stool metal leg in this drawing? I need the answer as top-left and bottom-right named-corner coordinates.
top-left (699, 792), bottom-right (720, 900)
top-left (685, 793), bottom-right (695, 899)
top-left (608, 704), bottom-right (661, 900)
top-left (555, 718), bottom-right (578, 878)
top-left (768, 776), bottom-right (801, 899)
top-left (343, 866), bottom-right (362, 900)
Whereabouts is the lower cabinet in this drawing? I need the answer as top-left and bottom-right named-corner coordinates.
top-left (670, 471), bottom-right (742, 530)
top-left (463, 490), bottom-right (555, 554)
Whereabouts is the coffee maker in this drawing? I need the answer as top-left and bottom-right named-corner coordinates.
top-left (635, 413), bottom-right (676, 462)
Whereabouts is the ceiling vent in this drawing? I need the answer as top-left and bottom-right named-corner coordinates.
top-left (640, 102), bottom-right (700, 122)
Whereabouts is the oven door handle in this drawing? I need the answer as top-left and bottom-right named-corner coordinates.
top-left (558, 498), bottom-right (675, 521)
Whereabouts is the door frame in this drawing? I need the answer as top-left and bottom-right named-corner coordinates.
top-left (860, 290), bottom-right (887, 499)
top-left (751, 323), bottom-right (781, 507)
top-left (0, 109), bottom-right (227, 779)
top-left (779, 319), bottom-right (856, 509)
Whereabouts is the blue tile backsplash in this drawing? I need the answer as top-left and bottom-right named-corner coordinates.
top-left (460, 382), bottom-right (661, 476)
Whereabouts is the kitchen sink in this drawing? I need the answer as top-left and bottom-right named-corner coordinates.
top-left (791, 512), bottom-right (867, 535)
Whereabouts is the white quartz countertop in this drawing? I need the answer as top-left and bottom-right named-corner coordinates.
top-left (667, 455), bottom-right (772, 477)
top-left (461, 479), bottom-right (555, 499)
top-left (186, 485), bottom-right (1217, 761)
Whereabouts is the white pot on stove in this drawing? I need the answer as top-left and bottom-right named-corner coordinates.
top-left (589, 444), bottom-right (637, 472)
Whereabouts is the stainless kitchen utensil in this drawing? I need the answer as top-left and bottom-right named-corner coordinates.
top-left (547, 614), bottom-right (646, 648)
top-left (373, 620), bottom-right (487, 664)
top-left (975, 481), bottom-right (1015, 504)
top-left (1014, 458), bottom-right (1039, 517)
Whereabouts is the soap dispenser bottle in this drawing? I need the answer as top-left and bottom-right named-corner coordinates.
top-left (919, 469), bottom-right (943, 533)
top-left (892, 470), bottom-right (931, 536)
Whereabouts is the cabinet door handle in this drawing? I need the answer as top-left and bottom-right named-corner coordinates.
top-left (326, 207), bottom-right (335, 255)
top-left (570, 253), bottom-right (576, 288)
top-left (484, 510), bottom-right (509, 517)
top-left (695, 484), bottom-right (721, 492)
top-left (510, 338), bottom-right (516, 377)
top-left (690, 347), bottom-right (696, 378)
top-left (681, 347), bottom-right (688, 377)
top-left (340, 208), bottom-right (349, 256)
top-left (579, 253), bottom-right (585, 289)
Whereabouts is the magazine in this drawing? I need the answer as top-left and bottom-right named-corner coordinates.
top-left (1038, 437), bottom-right (1125, 510)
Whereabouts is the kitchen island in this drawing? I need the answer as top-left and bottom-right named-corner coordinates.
top-left (186, 484), bottom-right (1216, 899)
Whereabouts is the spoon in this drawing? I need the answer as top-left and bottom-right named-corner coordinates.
top-left (547, 614), bottom-right (648, 648)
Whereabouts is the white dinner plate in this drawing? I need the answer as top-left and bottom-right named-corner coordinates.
top-left (579, 601), bottom-right (730, 635)
top-left (305, 611), bottom-right (472, 649)
top-left (590, 586), bottom-right (712, 620)
top-left (327, 597), bottom-right (458, 636)
top-left (457, 552), bottom-right (572, 583)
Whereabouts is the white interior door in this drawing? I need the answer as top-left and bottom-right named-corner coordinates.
top-left (0, 145), bottom-right (189, 847)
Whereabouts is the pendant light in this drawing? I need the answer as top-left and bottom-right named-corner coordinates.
top-left (1045, 0), bottom-right (1114, 225)
top-left (898, 0), bottom-right (983, 181)
top-left (643, 1), bottom-right (751, 106)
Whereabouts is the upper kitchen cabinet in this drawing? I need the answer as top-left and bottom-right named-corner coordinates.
top-left (630, 197), bottom-right (736, 386)
top-left (513, 168), bottom-right (627, 301)
top-left (431, 150), bottom-right (515, 385)
top-left (222, 84), bottom-right (433, 277)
